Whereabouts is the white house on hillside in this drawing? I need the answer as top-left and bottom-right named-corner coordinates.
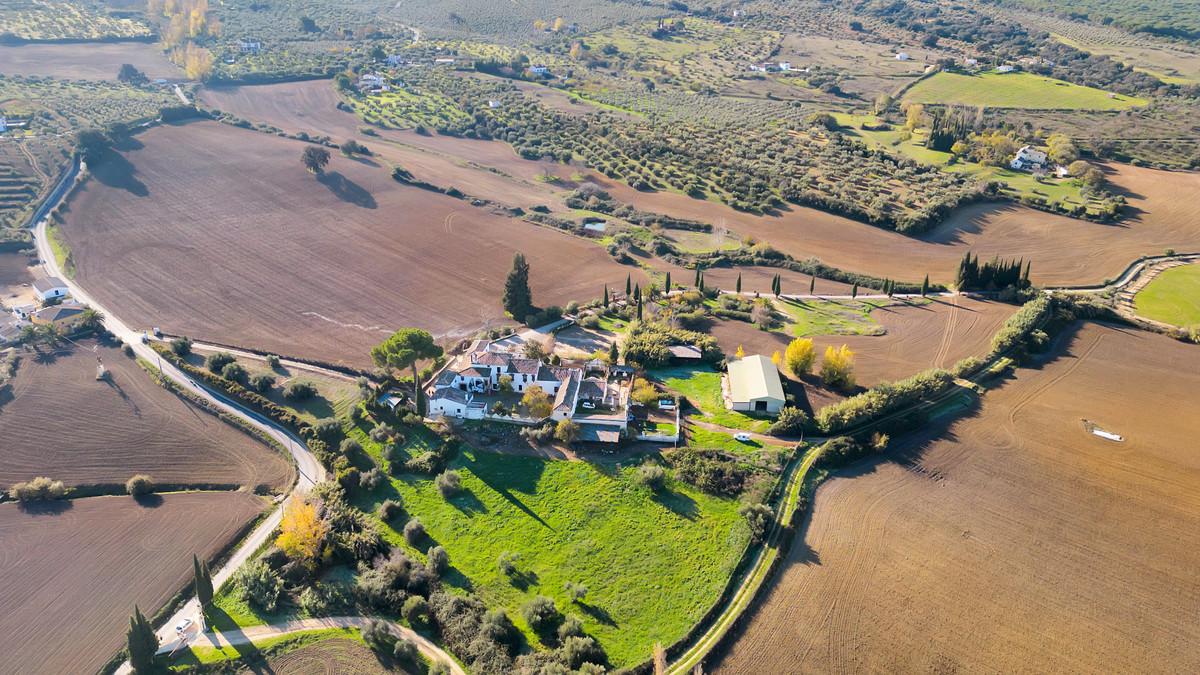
top-left (1010, 145), bottom-right (1049, 171)
top-left (33, 277), bottom-right (69, 303)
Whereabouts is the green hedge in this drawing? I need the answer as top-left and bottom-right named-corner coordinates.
top-left (816, 368), bottom-right (955, 434)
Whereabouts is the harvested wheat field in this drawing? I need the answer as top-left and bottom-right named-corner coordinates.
top-left (0, 339), bottom-right (293, 491)
top-left (233, 637), bottom-right (412, 675)
top-left (0, 41), bottom-right (180, 80)
top-left (0, 492), bottom-right (267, 675)
top-left (715, 323), bottom-right (1200, 674)
top-left (59, 121), bottom-right (643, 366)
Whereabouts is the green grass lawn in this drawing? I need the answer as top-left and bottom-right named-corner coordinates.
top-left (777, 299), bottom-right (888, 338)
top-left (650, 365), bottom-right (773, 433)
top-left (1134, 264), bottom-right (1200, 327)
top-left (685, 428), bottom-right (763, 454)
top-left (349, 428), bottom-right (748, 668)
top-left (904, 71), bottom-right (1147, 110)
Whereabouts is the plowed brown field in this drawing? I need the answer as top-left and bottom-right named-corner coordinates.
top-left (0, 42), bottom-right (179, 80)
top-left (58, 121), bottom-right (645, 366)
top-left (0, 339), bottom-right (293, 491)
top-left (235, 637), bottom-right (412, 674)
top-left (715, 323), bottom-right (1200, 674)
top-left (0, 492), bottom-right (266, 675)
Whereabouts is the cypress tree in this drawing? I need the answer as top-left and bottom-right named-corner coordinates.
top-left (609, 341), bottom-right (619, 363)
top-left (625, 274), bottom-right (631, 297)
top-left (776, 275), bottom-right (783, 297)
top-left (665, 271), bottom-right (671, 292)
top-left (127, 606), bottom-right (157, 674)
top-left (921, 274), bottom-right (929, 297)
top-left (694, 267), bottom-right (701, 287)
top-left (851, 282), bottom-right (858, 298)
top-left (633, 283), bottom-right (640, 301)
top-left (502, 253), bottom-right (533, 322)
top-left (698, 273), bottom-right (705, 293)
top-left (735, 273), bottom-right (742, 294)
top-left (636, 293), bottom-right (643, 320)
top-left (809, 274), bottom-right (816, 294)
top-left (603, 286), bottom-right (609, 306)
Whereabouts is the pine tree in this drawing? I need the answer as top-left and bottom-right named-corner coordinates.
top-left (921, 274), bottom-right (929, 297)
top-left (735, 273), bottom-right (742, 294)
top-left (502, 253), bottom-right (533, 322)
top-left (851, 282), bottom-right (858, 298)
top-left (127, 606), bottom-right (158, 674)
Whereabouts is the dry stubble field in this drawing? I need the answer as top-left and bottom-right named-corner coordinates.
top-left (59, 121), bottom-right (645, 367)
top-left (0, 41), bottom-right (180, 80)
top-left (716, 322), bottom-right (1200, 674)
top-left (0, 339), bottom-right (293, 491)
top-left (0, 492), bottom-right (267, 675)
top-left (234, 637), bottom-right (413, 674)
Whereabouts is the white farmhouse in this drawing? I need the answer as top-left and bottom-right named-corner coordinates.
top-left (1010, 145), bottom-right (1049, 171)
top-left (724, 355), bottom-right (785, 414)
top-left (896, 52), bottom-right (911, 61)
top-left (996, 64), bottom-right (1016, 73)
top-left (33, 277), bottom-right (69, 303)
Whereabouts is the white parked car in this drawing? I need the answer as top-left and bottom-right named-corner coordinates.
top-left (658, 399), bottom-right (676, 410)
top-left (580, 400), bottom-right (596, 410)
top-left (174, 618), bottom-right (194, 635)
top-left (734, 432), bottom-right (753, 442)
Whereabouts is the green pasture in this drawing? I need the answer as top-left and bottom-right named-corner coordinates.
top-left (904, 71), bottom-right (1146, 110)
top-left (1134, 264), bottom-right (1200, 327)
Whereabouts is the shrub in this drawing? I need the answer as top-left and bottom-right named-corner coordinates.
top-left (561, 635), bottom-right (605, 670)
top-left (498, 551), bottom-right (520, 576)
top-left (816, 369), bottom-right (954, 434)
top-left (520, 422), bottom-right (557, 445)
top-left (370, 423), bottom-right (396, 442)
top-left (521, 595), bottom-right (560, 633)
top-left (564, 580), bottom-right (587, 603)
top-left (205, 351), bottom-right (236, 373)
top-left (339, 438), bottom-right (362, 456)
top-left (668, 448), bottom-right (746, 496)
top-left (392, 638), bottom-right (418, 664)
top-left (312, 417), bottom-right (343, 443)
top-left (9, 476), bottom-right (67, 502)
top-left (557, 615), bottom-right (585, 641)
top-left (427, 545), bottom-right (449, 575)
top-left (125, 474), bottom-right (155, 497)
top-left (377, 499), bottom-right (403, 521)
top-left (359, 468), bottom-right (383, 491)
top-left (429, 663), bottom-right (451, 675)
top-left (403, 518), bottom-right (425, 545)
top-left (634, 464), bottom-right (666, 491)
top-left (768, 406), bottom-right (808, 436)
top-left (265, 354), bottom-right (281, 369)
top-left (362, 618), bottom-right (396, 653)
top-left (233, 559), bottom-right (284, 612)
top-left (170, 336), bottom-right (192, 356)
top-left (221, 361), bottom-right (247, 382)
top-left (249, 373), bottom-right (275, 393)
top-left (435, 470), bottom-right (462, 497)
top-left (402, 595), bottom-right (431, 625)
top-left (283, 380), bottom-right (318, 401)
top-left (298, 585), bottom-right (330, 615)
top-left (404, 451), bottom-right (444, 475)
top-left (739, 502), bottom-right (774, 543)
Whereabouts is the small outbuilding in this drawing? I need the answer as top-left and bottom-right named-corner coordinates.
top-left (33, 277), bottom-right (68, 303)
top-left (724, 355), bottom-right (785, 414)
top-left (667, 344), bottom-right (703, 362)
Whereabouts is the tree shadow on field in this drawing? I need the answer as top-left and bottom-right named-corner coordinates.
top-left (134, 493), bottom-right (164, 508)
top-left (576, 600), bottom-right (618, 628)
top-left (653, 487), bottom-right (699, 521)
top-left (92, 149), bottom-right (149, 197)
top-left (16, 498), bottom-right (73, 515)
top-left (317, 171), bottom-right (376, 208)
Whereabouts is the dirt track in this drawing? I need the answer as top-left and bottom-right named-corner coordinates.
top-left (59, 121), bottom-right (645, 366)
top-left (715, 323), bottom-right (1200, 674)
top-left (0, 339), bottom-right (294, 491)
top-left (0, 492), bottom-right (266, 675)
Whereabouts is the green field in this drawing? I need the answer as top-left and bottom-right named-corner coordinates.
top-left (1134, 264), bottom-right (1200, 327)
top-left (904, 71), bottom-right (1147, 110)
top-left (350, 432), bottom-right (747, 668)
top-left (777, 299), bottom-right (889, 338)
top-left (651, 365), bottom-right (773, 433)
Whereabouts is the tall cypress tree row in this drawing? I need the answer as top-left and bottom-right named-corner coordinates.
top-left (502, 253), bottom-right (533, 321)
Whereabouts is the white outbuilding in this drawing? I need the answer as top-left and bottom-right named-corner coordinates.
top-left (33, 277), bottom-right (69, 303)
top-left (724, 355), bottom-right (786, 414)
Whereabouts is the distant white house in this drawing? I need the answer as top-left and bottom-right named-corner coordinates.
top-left (386, 54), bottom-right (406, 67)
top-left (239, 40), bottom-right (262, 54)
top-left (1010, 145), bottom-right (1049, 171)
top-left (896, 52), bottom-right (911, 61)
top-left (996, 64), bottom-right (1016, 73)
top-left (33, 277), bottom-right (69, 303)
top-left (358, 73), bottom-right (389, 93)
top-left (724, 355), bottom-right (785, 414)
top-left (433, 57), bottom-right (456, 66)
top-left (487, 99), bottom-right (502, 109)
top-left (529, 65), bottom-right (550, 75)
top-left (778, 61), bottom-right (792, 71)
top-left (964, 58), bottom-right (979, 68)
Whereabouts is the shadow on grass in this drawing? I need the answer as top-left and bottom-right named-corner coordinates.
top-left (575, 600), bottom-right (618, 628)
top-left (508, 568), bottom-right (540, 592)
top-left (653, 487), bottom-right (699, 521)
top-left (461, 453), bottom-right (553, 530)
top-left (192, 605), bottom-right (263, 665)
top-left (448, 487), bottom-right (487, 515)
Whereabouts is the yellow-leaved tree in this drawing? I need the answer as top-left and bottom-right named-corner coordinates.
top-left (276, 500), bottom-right (328, 566)
top-left (784, 337), bottom-right (815, 376)
top-left (521, 385), bottom-right (553, 418)
top-left (735, 344), bottom-right (745, 359)
top-left (771, 350), bottom-right (781, 366)
top-left (820, 344), bottom-right (855, 390)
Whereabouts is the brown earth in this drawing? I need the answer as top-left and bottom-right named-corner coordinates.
top-left (59, 120), bottom-right (646, 366)
top-left (198, 81), bottom-right (1200, 288)
top-left (0, 42), bottom-right (181, 80)
top-left (715, 322), bottom-right (1200, 674)
top-left (234, 637), bottom-right (413, 674)
top-left (0, 250), bottom-right (35, 303)
top-left (0, 491), bottom-right (267, 675)
top-left (0, 339), bottom-right (293, 491)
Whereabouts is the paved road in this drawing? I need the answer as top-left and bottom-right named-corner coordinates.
top-left (162, 616), bottom-right (465, 675)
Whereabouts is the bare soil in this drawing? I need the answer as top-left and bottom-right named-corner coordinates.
top-left (0, 42), bottom-right (180, 80)
top-left (715, 323), bottom-right (1200, 674)
top-left (0, 338), bottom-right (293, 491)
top-left (0, 250), bottom-right (35, 305)
top-left (235, 637), bottom-right (413, 674)
top-left (0, 492), bottom-right (267, 675)
top-left (59, 121), bottom-right (645, 366)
